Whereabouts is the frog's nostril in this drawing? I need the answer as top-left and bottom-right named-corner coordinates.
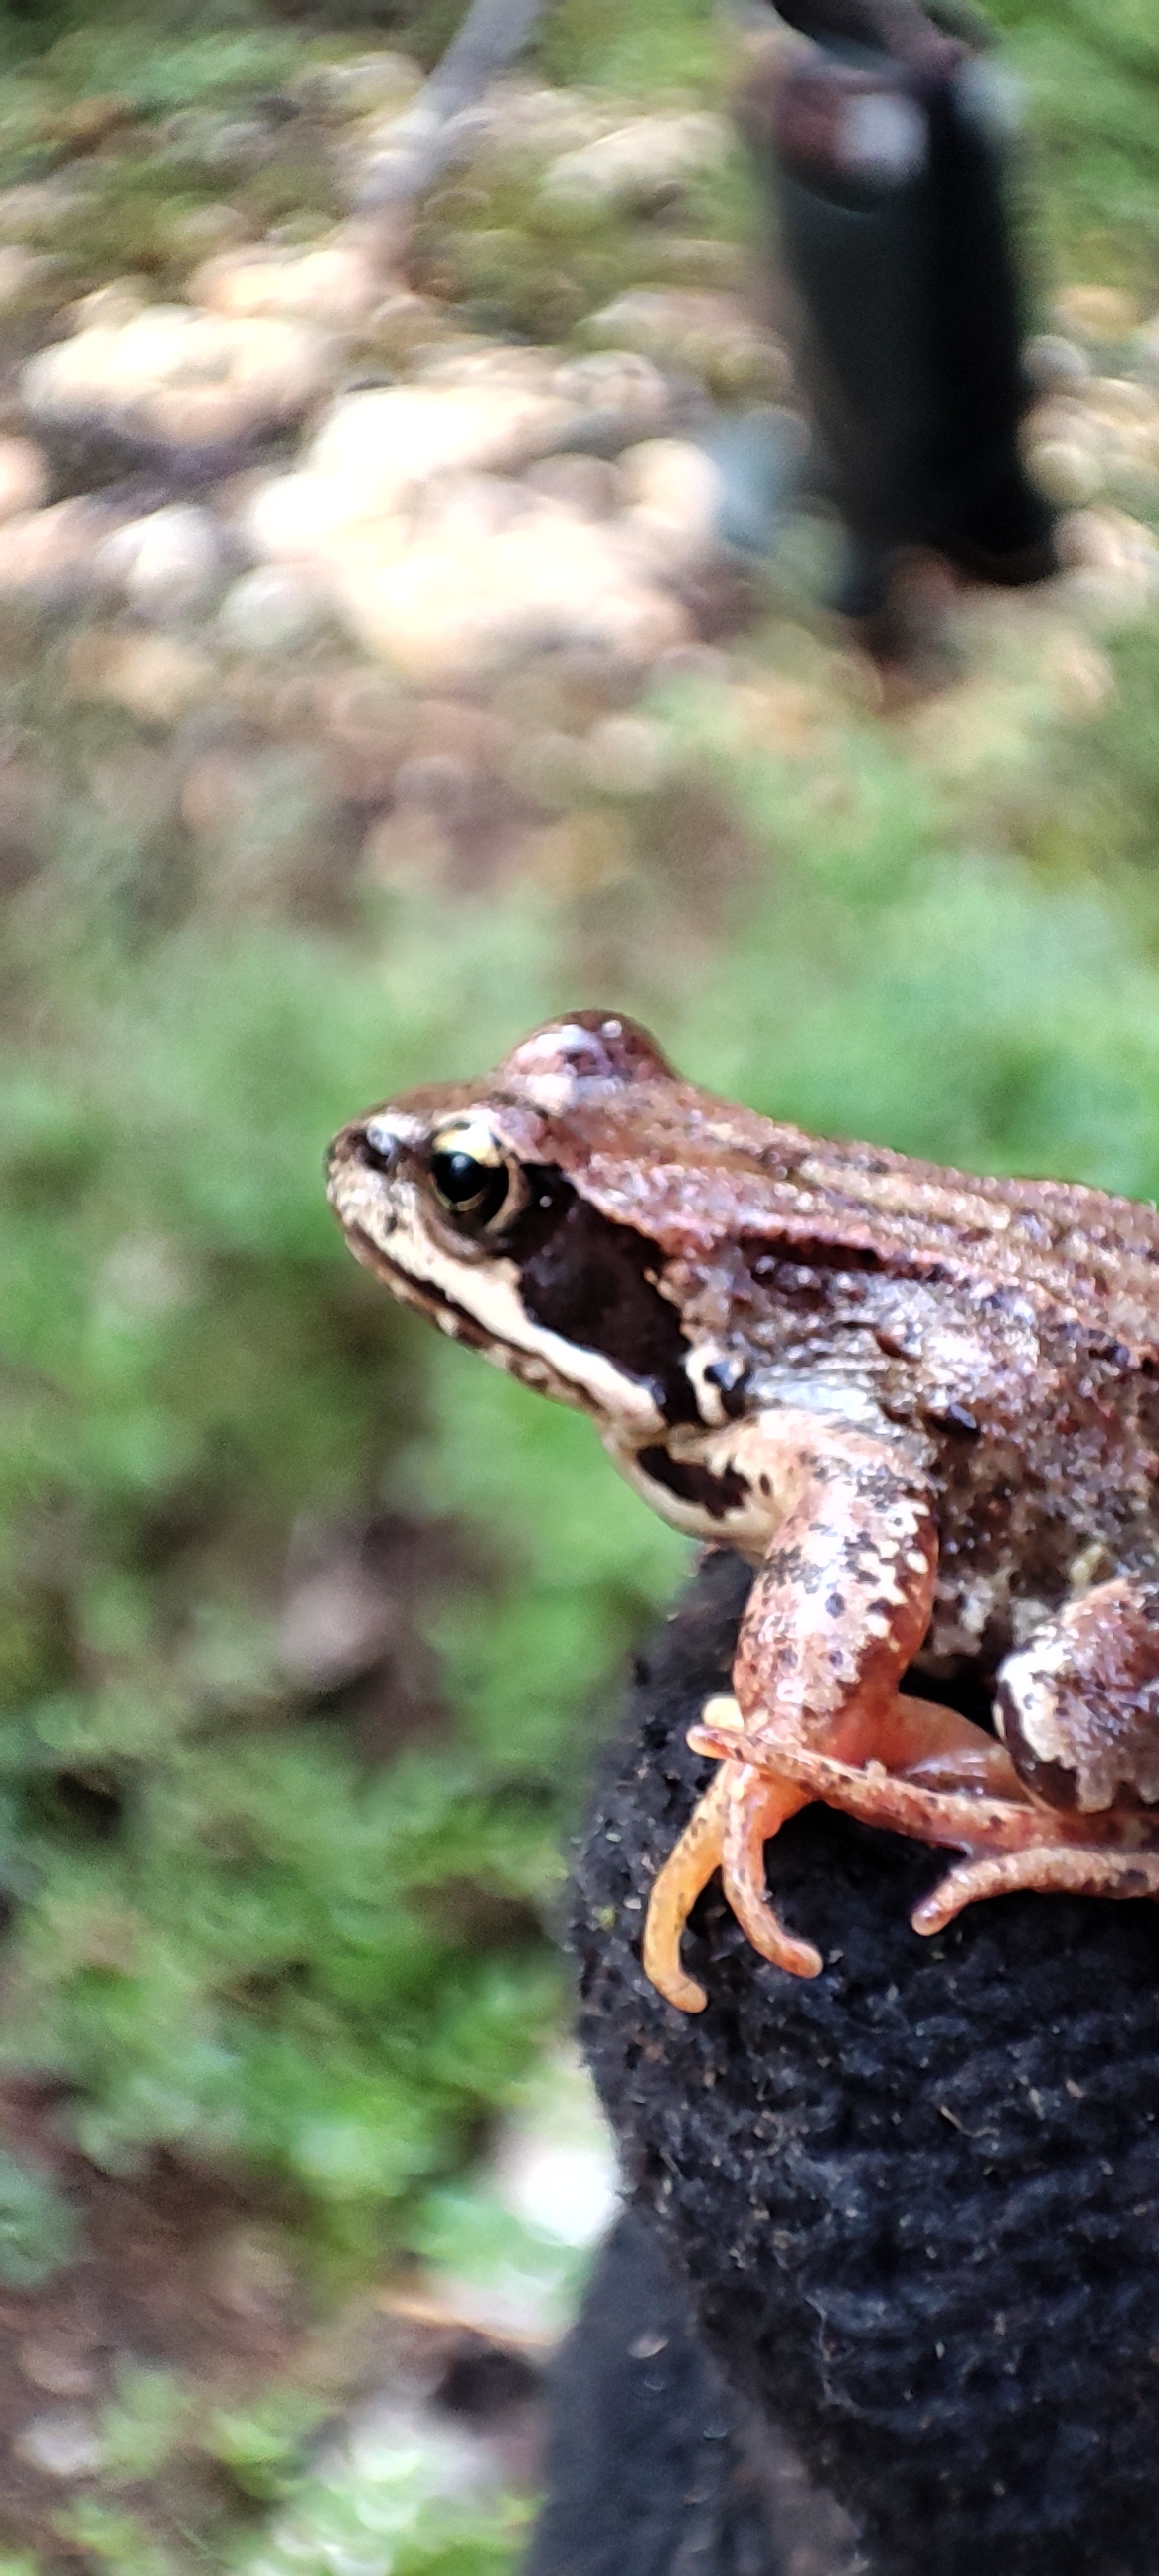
top-left (356, 1126), bottom-right (400, 1178)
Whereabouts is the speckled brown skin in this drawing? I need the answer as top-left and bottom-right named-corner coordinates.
top-left (326, 1013), bottom-right (1159, 2008)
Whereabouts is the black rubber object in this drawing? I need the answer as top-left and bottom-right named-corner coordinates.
top-left (525, 2207), bottom-right (807, 2576)
top-left (565, 1546), bottom-right (1159, 2576)
top-left (741, 0), bottom-right (1056, 611)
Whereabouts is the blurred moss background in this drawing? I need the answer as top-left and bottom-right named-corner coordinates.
top-left (0, 0), bottom-right (1157, 2566)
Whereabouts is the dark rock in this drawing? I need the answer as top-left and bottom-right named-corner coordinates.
top-left (527, 2205), bottom-right (859, 2576)
top-left (570, 1547), bottom-right (1159, 2576)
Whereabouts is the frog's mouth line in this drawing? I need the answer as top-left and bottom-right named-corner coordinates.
top-left (345, 1219), bottom-right (666, 1431)
top-left (346, 1221), bottom-right (501, 1358)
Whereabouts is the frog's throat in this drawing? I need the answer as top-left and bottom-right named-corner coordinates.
top-left (345, 1219), bottom-right (667, 1433)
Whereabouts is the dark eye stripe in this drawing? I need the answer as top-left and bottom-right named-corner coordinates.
top-left (503, 1174), bottom-right (701, 1427)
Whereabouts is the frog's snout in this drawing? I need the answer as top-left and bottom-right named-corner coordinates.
top-left (352, 1121), bottom-right (403, 1180)
top-left (325, 1120), bottom-right (403, 1195)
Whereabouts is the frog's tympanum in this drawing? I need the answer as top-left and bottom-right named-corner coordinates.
top-left (327, 1014), bottom-right (1159, 2010)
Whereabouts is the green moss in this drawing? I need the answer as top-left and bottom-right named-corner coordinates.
top-left (537, 0), bottom-right (723, 99)
top-left (0, 2147), bottom-right (80, 2287)
top-left (977, 0), bottom-right (1159, 295)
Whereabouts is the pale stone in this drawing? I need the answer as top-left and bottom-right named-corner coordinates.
top-left (247, 381), bottom-right (577, 547)
top-left (493, 2046), bottom-right (620, 2248)
top-left (456, 76), bottom-right (615, 166)
top-left (549, 349), bottom-right (670, 441)
top-left (1052, 284), bottom-right (1138, 343)
top-left (407, 330), bottom-right (499, 379)
top-left (0, 179), bottom-right (95, 243)
top-left (1026, 437), bottom-right (1104, 507)
top-left (19, 2342), bottom-right (94, 2399)
top-left (501, 726), bottom-right (592, 812)
top-left (361, 805), bottom-right (456, 894)
top-left (319, 676), bottom-right (504, 802)
top-left (189, 239), bottom-right (383, 329)
top-left (1083, 375), bottom-right (1157, 425)
top-left (539, 110), bottom-right (730, 215)
top-left (0, 243), bottom-right (58, 308)
top-left (524, 452), bottom-right (621, 516)
top-left (97, 504), bottom-right (225, 621)
top-left (332, 495), bottom-right (689, 684)
top-left (519, 809), bottom-right (636, 895)
top-left (56, 92), bottom-right (132, 151)
top-left (180, 751), bottom-right (256, 837)
top-left (163, 202), bottom-right (252, 264)
top-left (1023, 333), bottom-right (1090, 393)
top-left (14, 2409), bottom-right (100, 2478)
top-left (1040, 628), bottom-right (1115, 717)
top-left (1056, 505), bottom-right (1159, 623)
top-left (65, 629), bottom-right (216, 724)
top-left (648, 235), bottom-right (747, 289)
top-left (586, 712), bottom-right (675, 796)
top-left (0, 436), bottom-right (48, 523)
top-left (361, 288), bottom-right (454, 366)
top-left (22, 306), bottom-right (334, 456)
top-left (583, 288), bottom-right (791, 399)
top-left (0, 497), bottom-right (114, 608)
top-left (293, 51), bottom-right (422, 119)
top-left (242, 468), bottom-right (380, 563)
top-left (67, 276), bottom-right (150, 333)
top-left (343, 2398), bottom-right (494, 2499)
top-left (206, 2223), bottom-right (296, 2322)
top-left (393, 750), bottom-right (475, 823)
top-left (619, 437), bottom-right (722, 572)
top-left (216, 565), bottom-right (331, 656)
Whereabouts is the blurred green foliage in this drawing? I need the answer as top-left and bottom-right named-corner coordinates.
top-left (0, 2148), bottom-right (80, 2287)
top-left (7, 612), bottom-right (1159, 2313)
top-left (0, 886), bottom-right (675, 2253)
top-left (0, 0), bottom-right (1156, 2568)
top-left (982, 0), bottom-right (1159, 293)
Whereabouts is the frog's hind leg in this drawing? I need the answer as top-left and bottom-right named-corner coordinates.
top-left (642, 1731), bottom-right (817, 2012)
top-left (994, 1575), bottom-right (1159, 1814)
top-left (906, 1576), bottom-right (1159, 1934)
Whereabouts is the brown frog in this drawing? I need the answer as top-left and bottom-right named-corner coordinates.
top-left (326, 1012), bottom-right (1159, 2011)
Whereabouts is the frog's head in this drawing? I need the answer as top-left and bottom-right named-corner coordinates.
top-left (326, 1011), bottom-right (711, 1436)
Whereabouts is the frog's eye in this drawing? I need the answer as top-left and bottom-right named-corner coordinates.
top-left (428, 1118), bottom-right (520, 1231)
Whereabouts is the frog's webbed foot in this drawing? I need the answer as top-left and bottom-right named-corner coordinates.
top-left (692, 1701), bottom-right (1159, 1943)
top-left (643, 1707), bottom-right (820, 2012)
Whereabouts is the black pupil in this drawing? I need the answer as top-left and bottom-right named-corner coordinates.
top-left (430, 1149), bottom-right (508, 1225)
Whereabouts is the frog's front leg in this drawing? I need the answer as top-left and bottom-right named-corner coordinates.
top-left (643, 1412), bottom-right (941, 2010)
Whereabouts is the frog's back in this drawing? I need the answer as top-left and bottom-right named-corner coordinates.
top-left (785, 1133), bottom-right (1159, 1361)
top-left (538, 1083), bottom-right (1159, 1365)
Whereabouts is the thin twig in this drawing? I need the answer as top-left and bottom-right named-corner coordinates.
top-left (355, 0), bottom-right (546, 213)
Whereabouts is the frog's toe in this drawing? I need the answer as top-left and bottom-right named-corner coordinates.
top-left (911, 1842), bottom-right (1159, 1936)
top-left (642, 1764), bottom-right (732, 2012)
top-left (721, 1763), bottom-right (823, 1980)
top-left (642, 1756), bottom-right (821, 2007)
